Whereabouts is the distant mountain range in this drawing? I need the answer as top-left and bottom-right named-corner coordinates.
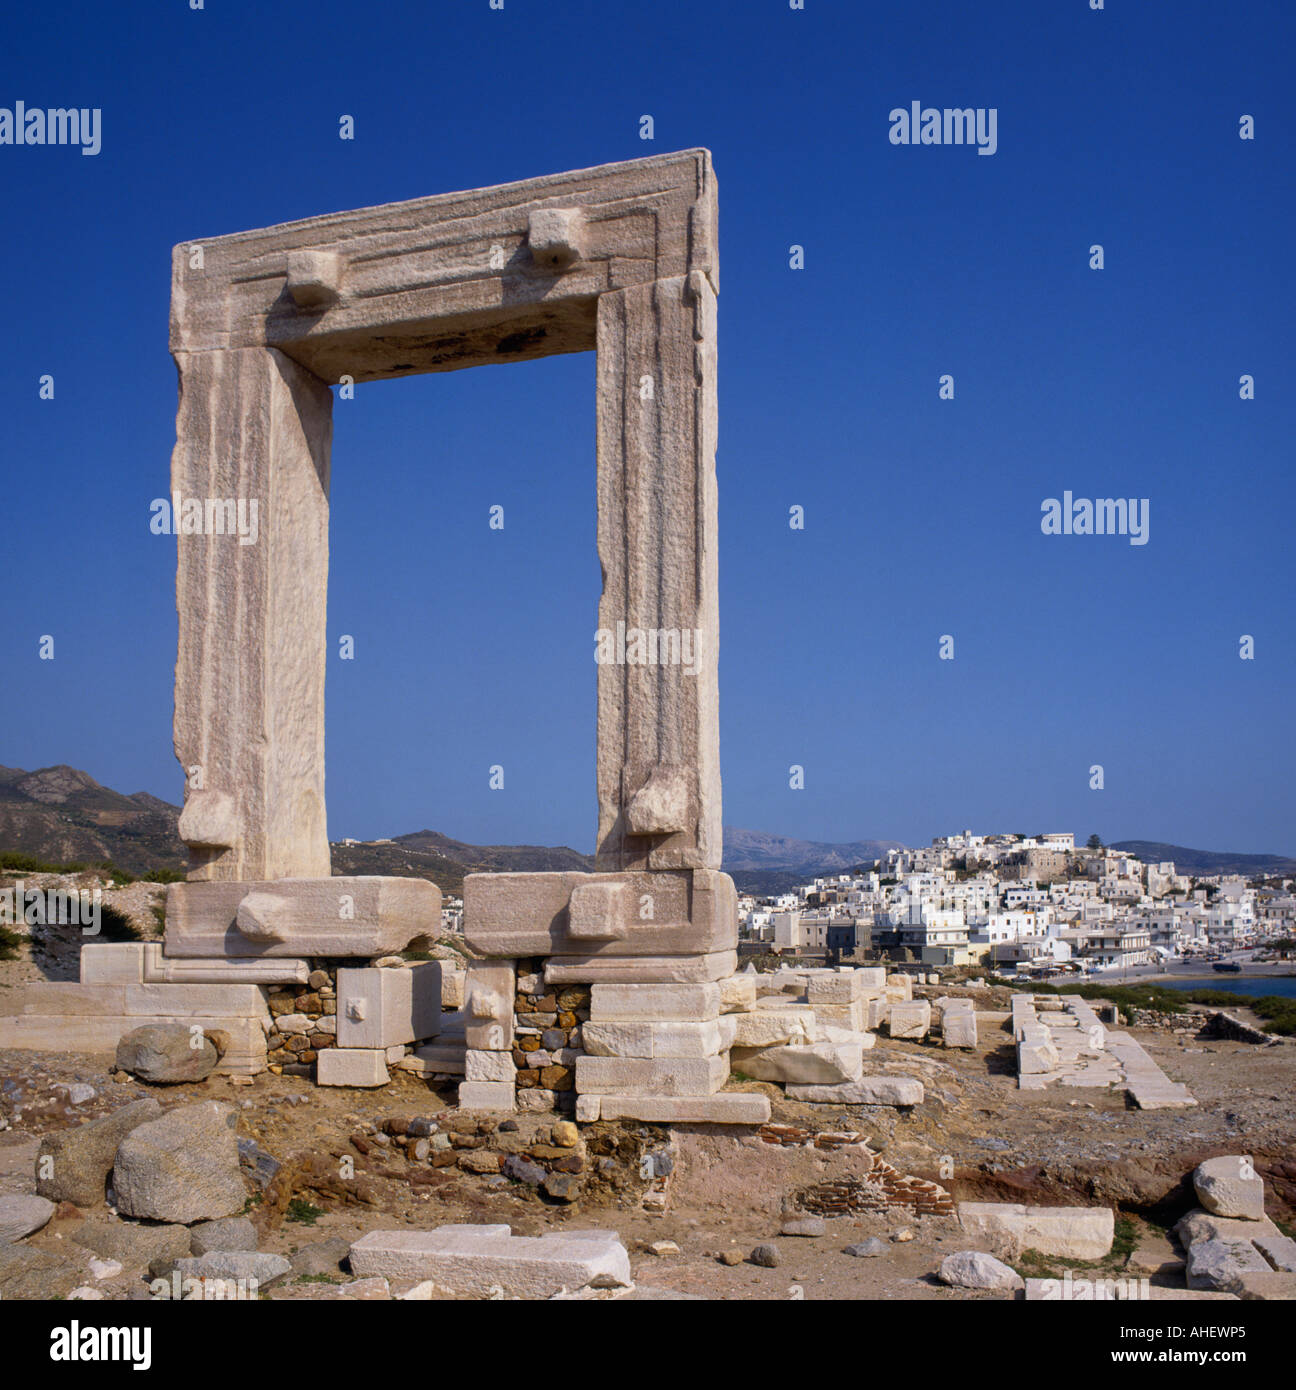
top-left (0, 764), bottom-right (1290, 892)
top-left (1108, 840), bottom-right (1296, 877)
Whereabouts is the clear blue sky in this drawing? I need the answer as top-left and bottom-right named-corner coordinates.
top-left (2, 1), bottom-right (1292, 856)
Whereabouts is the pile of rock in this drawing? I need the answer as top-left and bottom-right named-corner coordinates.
top-left (512, 965), bottom-right (588, 1106)
top-left (0, 1096), bottom-right (299, 1300)
top-left (265, 969), bottom-right (338, 1073)
top-left (1176, 1156), bottom-right (1296, 1298)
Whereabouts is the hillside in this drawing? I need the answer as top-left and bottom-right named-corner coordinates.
top-left (0, 764), bottom-right (187, 877)
top-left (1109, 840), bottom-right (1296, 877)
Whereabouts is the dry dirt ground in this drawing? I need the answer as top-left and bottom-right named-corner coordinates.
top-left (1, 993), bottom-right (1292, 1301)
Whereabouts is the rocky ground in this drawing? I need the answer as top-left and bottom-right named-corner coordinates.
top-left (0, 998), bottom-right (1291, 1301)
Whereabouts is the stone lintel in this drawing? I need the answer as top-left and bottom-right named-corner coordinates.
top-left (164, 877), bottom-right (440, 958)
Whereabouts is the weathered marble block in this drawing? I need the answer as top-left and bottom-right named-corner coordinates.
top-left (463, 868), bottom-right (736, 958)
top-left (164, 877), bottom-right (440, 958)
top-left (336, 963), bottom-right (441, 1049)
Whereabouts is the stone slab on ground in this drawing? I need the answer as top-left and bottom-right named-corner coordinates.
top-left (348, 1224), bottom-right (632, 1298)
top-left (1103, 1031), bottom-right (1196, 1109)
top-left (1024, 1278), bottom-right (1237, 1301)
top-left (579, 1093), bottom-right (770, 1124)
top-left (957, 1201), bottom-right (1114, 1261)
top-left (731, 1040), bottom-right (862, 1086)
top-left (785, 1077), bottom-right (924, 1107)
top-left (317, 1048), bottom-right (390, 1087)
top-left (1186, 1238), bottom-right (1271, 1291)
top-left (457, 1081), bottom-right (517, 1111)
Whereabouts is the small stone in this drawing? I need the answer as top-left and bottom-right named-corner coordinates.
top-left (0, 1195), bottom-right (56, 1244)
top-left (542, 1172), bottom-right (579, 1202)
top-left (458, 1152), bottom-right (501, 1175)
top-left (780, 1217), bottom-right (826, 1238)
top-left (498, 1119), bottom-right (520, 1133)
top-left (307, 970), bottom-right (330, 990)
top-left (502, 1155), bottom-right (546, 1186)
top-left (891, 1228), bottom-right (914, 1243)
top-left (88, 1257), bottom-right (123, 1281)
top-left (189, 1216), bottom-right (258, 1256)
top-left (648, 1240), bottom-right (681, 1256)
top-left (939, 1250), bottom-right (1024, 1291)
top-left (289, 1237), bottom-right (351, 1278)
top-left (551, 1121), bottom-right (579, 1149)
top-left (750, 1244), bottom-right (781, 1267)
top-left (53, 1083), bottom-right (97, 1106)
top-left (718, 1249), bottom-right (743, 1266)
top-left (407, 1118), bottom-right (438, 1138)
top-left (844, 1238), bottom-right (888, 1258)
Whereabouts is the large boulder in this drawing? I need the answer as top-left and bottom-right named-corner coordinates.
top-left (72, 1221), bottom-right (191, 1271)
top-left (36, 1097), bottom-right (163, 1207)
top-left (1193, 1157), bottom-right (1266, 1221)
top-left (116, 1025), bottom-right (219, 1084)
top-left (113, 1101), bottom-right (247, 1224)
top-left (938, 1250), bottom-right (1024, 1291)
top-left (0, 1194), bottom-right (55, 1244)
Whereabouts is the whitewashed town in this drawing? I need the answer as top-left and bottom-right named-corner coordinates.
top-left (736, 832), bottom-right (1296, 978)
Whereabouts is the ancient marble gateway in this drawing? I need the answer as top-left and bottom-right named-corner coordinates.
top-left (163, 149), bottom-right (763, 1120)
top-left (0, 152), bottom-right (783, 1121)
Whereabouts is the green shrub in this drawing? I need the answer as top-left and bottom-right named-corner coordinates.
top-left (286, 1199), bottom-right (325, 1226)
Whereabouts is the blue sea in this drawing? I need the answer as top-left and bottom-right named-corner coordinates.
top-left (1158, 976), bottom-right (1296, 1001)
